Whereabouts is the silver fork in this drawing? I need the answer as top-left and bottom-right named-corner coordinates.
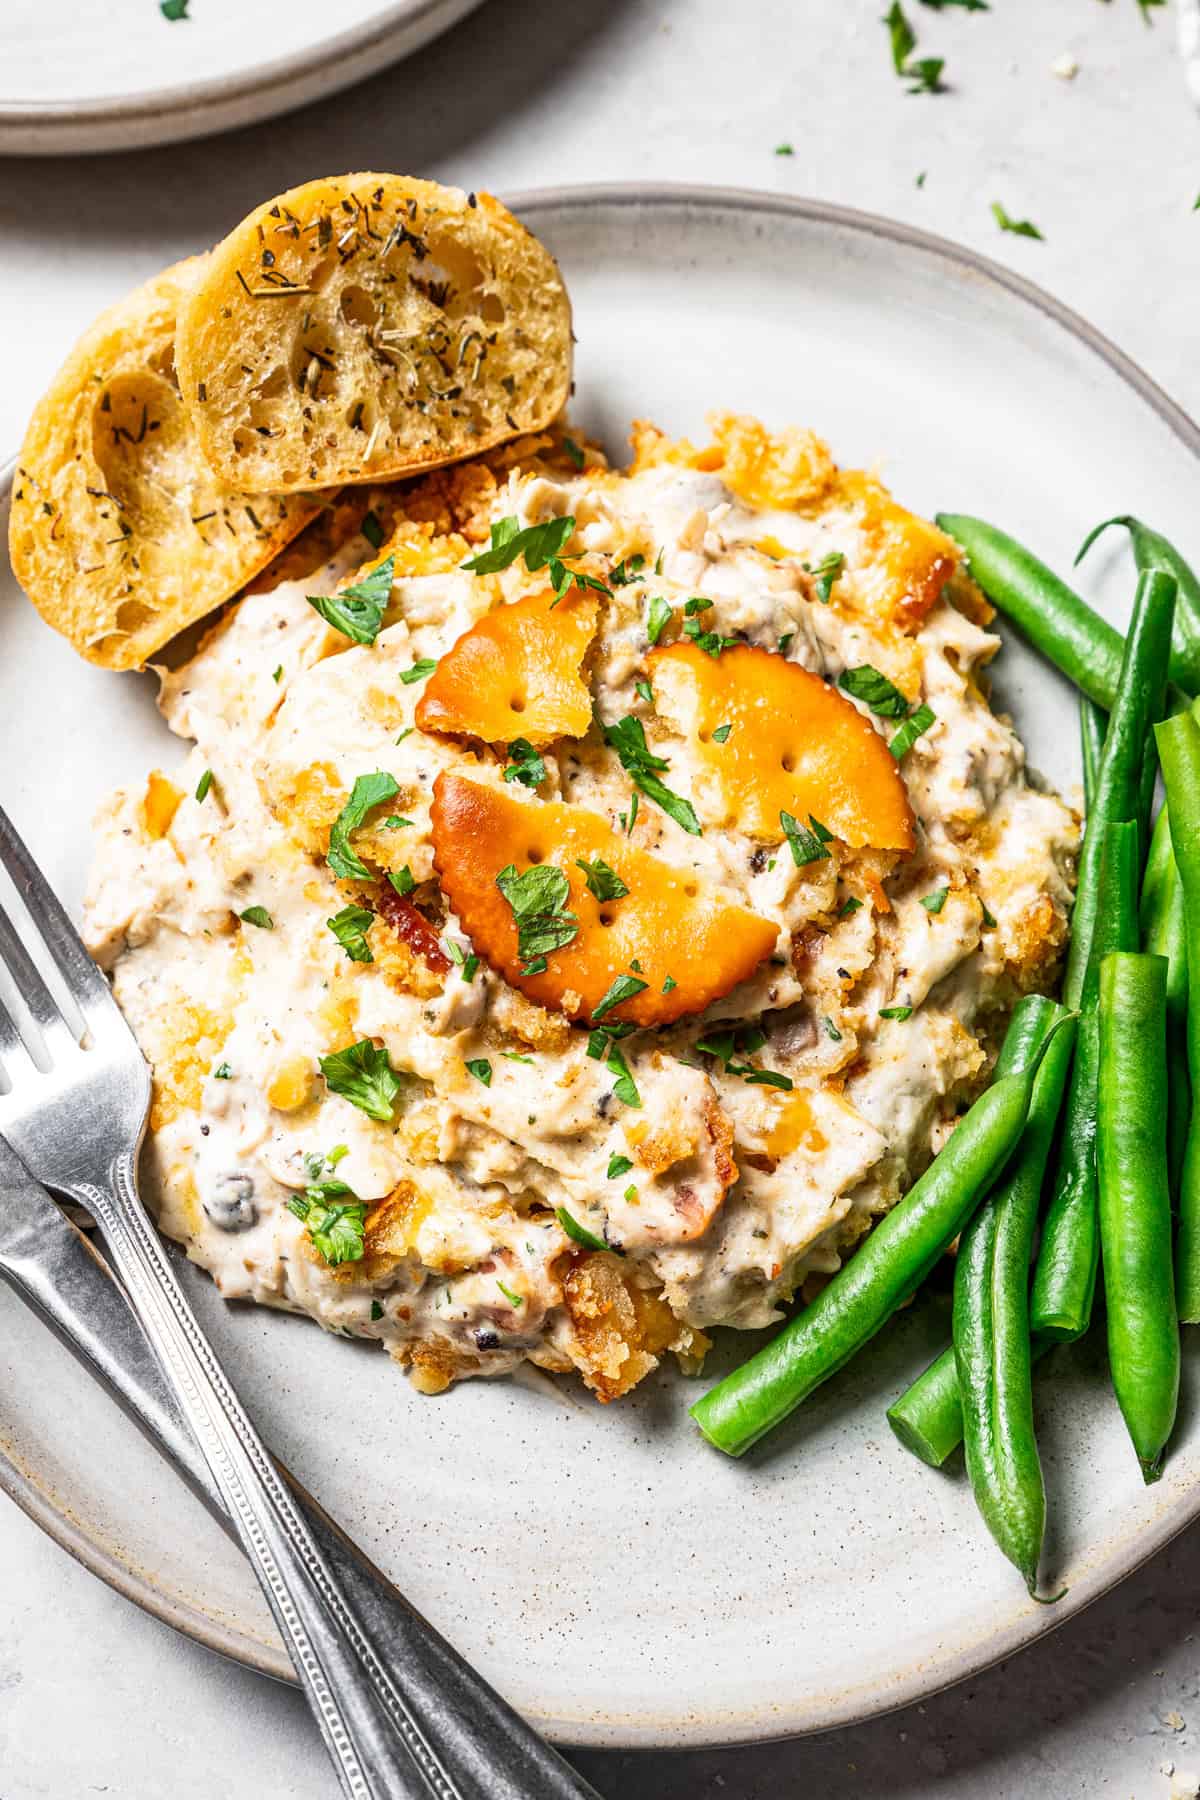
top-left (0, 802), bottom-right (602, 1800)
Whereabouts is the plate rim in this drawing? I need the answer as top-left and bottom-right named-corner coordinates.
top-left (0, 0), bottom-right (485, 151)
top-left (3, 180), bottom-right (1200, 1747)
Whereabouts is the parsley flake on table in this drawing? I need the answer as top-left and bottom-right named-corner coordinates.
top-left (780, 810), bottom-right (834, 867)
top-left (495, 863), bottom-right (579, 974)
top-left (160, 0), bottom-right (189, 17)
top-left (307, 554), bottom-right (395, 646)
top-left (775, 142), bottom-right (795, 156)
top-left (503, 738), bottom-right (546, 788)
top-left (239, 905), bottom-right (273, 929)
top-left (327, 772), bottom-right (400, 880)
top-left (576, 856), bottom-right (629, 903)
top-left (327, 903), bottom-right (375, 963)
top-left (991, 202), bottom-right (1043, 241)
top-left (882, 1), bottom-right (947, 92)
top-left (805, 550), bottom-right (845, 602)
top-left (603, 715), bottom-right (701, 836)
top-left (839, 664), bottom-right (911, 718)
top-left (319, 1038), bottom-right (404, 1121)
top-left (591, 973), bottom-right (649, 1023)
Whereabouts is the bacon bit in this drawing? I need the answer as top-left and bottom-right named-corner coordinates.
top-left (743, 1152), bottom-right (779, 1175)
top-left (790, 923), bottom-right (826, 978)
top-left (374, 882), bottom-right (451, 973)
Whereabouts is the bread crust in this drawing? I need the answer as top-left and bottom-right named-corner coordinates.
top-left (8, 256), bottom-right (321, 671)
top-left (176, 174), bottom-right (573, 495)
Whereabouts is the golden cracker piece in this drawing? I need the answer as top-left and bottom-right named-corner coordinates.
top-left (430, 773), bottom-right (779, 1027)
top-left (416, 587), bottom-right (599, 747)
top-left (8, 256), bottom-right (322, 671)
top-left (648, 641), bottom-right (916, 852)
top-left (176, 174), bottom-right (572, 495)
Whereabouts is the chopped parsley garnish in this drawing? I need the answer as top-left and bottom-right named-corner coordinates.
top-left (620, 792), bottom-right (640, 836)
top-left (839, 895), bottom-right (863, 918)
top-left (495, 863), bottom-right (579, 973)
top-left (461, 512), bottom-right (605, 604)
top-left (383, 814), bottom-right (412, 830)
top-left (496, 1278), bottom-right (523, 1307)
top-left (362, 509), bottom-right (384, 550)
top-left (839, 665), bottom-right (911, 719)
top-left (662, 975), bottom-right (677, 993)
top-left (370, 1300), bottom-right (384, 1321)
top-left (611, 554), bottom-right (646, 587)
top-left (195, 768), bottom-right (213, 803)
top-left (823, 1016), bottom-right (843, 1042)
top-left (400, 658), bottom-right (438, 685)
top-left (682, 595), bottom-right (737, 658)
top-left (697, 1027), bottom-right (792, 1090)
top-left (880, 1005), bottom-right (914, 1022)
top-left (603, 715), bottom-right (701, 836)
top-left (503, 738), bottom-right (546, 788)
top-left (744, 1069), bottom-right (794, 1090)
top-left (576, 856), bottom-right (629, 903)
top-left (778, 632), bottom-right (794, 655)
top-left (605, 1043), bottom-right (641, 1107)
top-left (781, 810), bottom-right (833, 867)
top-left (981, 901), bottom-right (998, 929)
top-left (319, 1038), bottom-right (403, 1121)
top-left (327, 903), bottom-right (374, 963)
top-left (395, 727), bottom-right (413, 744)
top-left (921, 0), bottom-right (987, 9)
top-left (327, 772), bottom-right (400, 879)
top-left (805, 550), bottom-right (845, 603)
top-left (991, 202), bottom-right (1043, 242)
top-left (607, 1153), bottom-right (634, 1180)
top-left (502, 1050), bottom-right (533, 1064)
top-left (387, 866), bottom-right (416, 897)
top-left (444, 939), bottom-right (479, 981)
top-left (287, 1189), bottom-right (367, 1267)
top-left (466, 1058), bottom-right (492, 1087)
top-left (272, 664), bottom-right (284, 683)
top-left (921, 887), bottom-right (949, 914)
top-left (213, 1063), bottom-right (232, 1080)
top-left (562, 436), bottom-right (585, 469)
top-left (889, 703), bottom-right (936, 759)
top-left (239, 905), bottom-right (273, 929)
top-left (646, 595), bottom-right (673, 645)
top-left (883, 1), bottom-right (946, 92)
top-left (711, 723), bottom-right (733, 744)
top-left (308, 554), bottom-right (394, 646)
top-left (555, 1206), bottom-right (611, 1253)
top-left (635, 679), bottom-right (654, 705)
top-left (591, 973), bottom-right (649, 1023)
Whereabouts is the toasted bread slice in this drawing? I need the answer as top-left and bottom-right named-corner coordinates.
top-left (430, 773), bottom-right (779, 1026)
top-left (176, 174), bottom-right (573, 495)
top-left (648, 641), bottom-right (916, 852)
top-left (8, 257), bottom-right (321, 671)
top-left (416, 588), bottom-right (599, 746)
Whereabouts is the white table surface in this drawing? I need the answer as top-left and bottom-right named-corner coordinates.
top-left (2, 2), bottom-right (1200, 1795)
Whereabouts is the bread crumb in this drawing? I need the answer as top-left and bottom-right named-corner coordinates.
top-left (1051, 52), bottom-right (1079, 79)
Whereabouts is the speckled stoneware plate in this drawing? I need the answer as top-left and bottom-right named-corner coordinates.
top-left (2, 185), bottom-right (1200, 1751)
top-left (0, 0), bottom-right (485, 156)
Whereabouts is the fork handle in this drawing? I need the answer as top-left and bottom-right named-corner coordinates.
top-left (69, 1151), bottom-right (600, 1800)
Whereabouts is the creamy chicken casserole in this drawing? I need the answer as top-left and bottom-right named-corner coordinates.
top-left (84, 413), bottom-right (1077, 1400)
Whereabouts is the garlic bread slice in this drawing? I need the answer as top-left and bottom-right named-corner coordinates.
top-left (8, 256), bottom-right (321, 671)
top-left (176, 174), bottom-right (572, 495)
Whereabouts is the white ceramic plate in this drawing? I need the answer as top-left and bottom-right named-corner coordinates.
top-left (2, 185), bottom-right (1200, 1751)
top-left (0, 0), bottom-right (485, 155)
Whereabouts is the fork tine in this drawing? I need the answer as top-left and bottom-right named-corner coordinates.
top-left (0, 988), bottom-right (39, 1079)
top-left (0, 898), bottom-right (81, 1050)
top-left (0, 804), bottom-right (119, 1025)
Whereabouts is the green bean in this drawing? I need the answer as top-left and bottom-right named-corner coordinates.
top-left (1060, 571), bottom-right (1177, 1006)
top-left (954, 1000), bottom-right (1074, 1591)
top-left (1097, 952), bottom-right (1180, 1480)
top-left (936, 515), bottom-right (1196, 707)
top-left (691, 1004), bottom-right (1074, 1458)
top-left (1155, 710), bottom-right (1200, 1319)
top-left (887, 1336), bottom-right (1056, 1470)
top-left (1031, 820), bottom-right (1139, 1339)
top-left (1141, 802), bottom-right (1191, 1195)
top-left (1081, 696), bottom-right (1106, 811)
top-left (1077, 515), bottom-right (1200, 697)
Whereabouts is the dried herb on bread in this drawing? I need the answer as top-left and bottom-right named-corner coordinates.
top-left (176, 174), bottom-right (573, 495)
top-left (8, 256), bottom-right (321, 671)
